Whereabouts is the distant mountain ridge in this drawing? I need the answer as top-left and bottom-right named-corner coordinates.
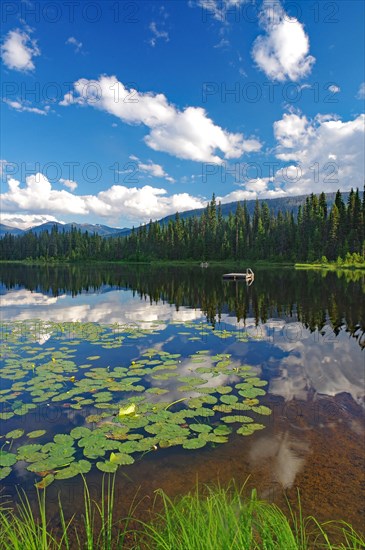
top-left (0, 221), bottom-right (127, 237)
top-left (0, 223), bottom-right (25, 236)
top-left (0, 191), bottom-right (351, 237)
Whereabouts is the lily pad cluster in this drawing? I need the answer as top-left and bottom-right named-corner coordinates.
top-left (0, 320), bottom-right (270, 486)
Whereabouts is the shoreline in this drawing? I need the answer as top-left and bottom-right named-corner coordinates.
top-left (1, 259), bottom-right (365, 271)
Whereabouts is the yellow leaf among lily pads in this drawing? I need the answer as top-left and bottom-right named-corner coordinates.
top-left (35, 474), bottom-right (54, 489)
top-left (118, 403), bottom-right (136, 417)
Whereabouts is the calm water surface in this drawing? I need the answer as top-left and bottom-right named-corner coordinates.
top-left (0, 264), bottom-right (364, 533)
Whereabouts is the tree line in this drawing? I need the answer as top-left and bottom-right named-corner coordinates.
top-left (1, 189), bottom-right (364, 263)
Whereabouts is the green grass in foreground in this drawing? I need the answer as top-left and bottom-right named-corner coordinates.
top-left (0, 478), bottom-right (363, 549)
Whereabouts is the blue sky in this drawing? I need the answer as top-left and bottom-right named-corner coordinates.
top-left (1, 0), bottom-right (364, 228)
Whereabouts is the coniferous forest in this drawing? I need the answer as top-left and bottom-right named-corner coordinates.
top-left (1, 189), bottom-right (364, 263)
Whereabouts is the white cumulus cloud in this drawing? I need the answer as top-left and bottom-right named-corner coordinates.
top-left (272, 112), bottom-right (365, 195)
top-left (1, 28), bottom-right (40, 72)
top-left (328, 84), bottom-right (340, 94)
top-left (129, 156), bottom-right (175, 183)
top-left (60, 75), bottom-right (261, 163)
top-left (2, 174), bottom-right (88, 215)
top-left (0, 173), bottom-right (206, 225)
top-left (3, 98), bottom-right (50, 115)
top-left (252, 1), bottom-right (315, 81)
top-left (0, 213), bottom-right (61, 230)
top-left (60, 178), bottom-right (78, 191)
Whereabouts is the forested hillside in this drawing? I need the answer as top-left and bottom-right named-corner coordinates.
top-left (1, 189), bottom-right (364, 263)
top-left (155, 191), bottom-right (350, 228)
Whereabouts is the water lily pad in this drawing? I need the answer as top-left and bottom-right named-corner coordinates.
top-left (237, 425), bottom-right (255, 436)
top-left (75, 460), bottom-right (92, 474)
top-left (200, 395), bottom-right (218, 405)
top-left (83, 446), bottom-right (105, 459)
top-left (252, 405), bottom-right (271, 415)
top-left (0, 412), bottom-right (14, 420)
top-left (96, 461), bottom-right (118, 473)
top-left (0, 467), bottom-right (12, 480)
top-left (27, 430), bottom-right (46, 439)
top-left (0, 451), bottom-right (17, 467)
top-left (17, 444), bottom-right (43, 460)
top-left (105, 427), bottom-right (130, 440)
top-left (78, 433), bottom-right (105, 448)
top-left (222, 415), bottom-right (254, 424)
top-left (85, 414), bottom-right (104, 423)
top-left (213, 425), bottom-right (232, 436)
top-left (5, 429), bottom-right (24, 439)
top-left (213, 404), bottom-right (232, 413)
top-left (110, 452), bottom-right (134, 465)
top-left (27, 457), bottom-right (72, 472)
top-left (146, 387), bottom-right (169, 395)
top-left (190, 424), bottom-right (212, 434)
top-left (55, 465), bottom-right (80, 479)
top-left (220, 395), bottom-right (238, 405)
top-left (0, 319), bottom-right (272, 475)
top-left (194, 407), bottom-right (215, 417)
top-left (182, 438), bottom-right (207, 449)
top-left (54, 434), bottom-right (74, 446)
top-left (216, 386), bottom-right (232, 394)
top-left (247, 378), bottom-right (268, 387)
top-left (238, 388), bottom-right (266, 398)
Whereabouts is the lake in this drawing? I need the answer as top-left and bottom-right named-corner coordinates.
top-left (0, 264), bottom-right (364, 533)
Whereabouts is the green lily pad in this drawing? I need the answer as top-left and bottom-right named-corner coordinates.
top-left (222, 415), bottom-right (254, 424)
top-left (83, 446), bottom-right (105, 459)
top-left (85, 414), bottom-right (104, 423)
top-left (252, 405), bottom-right (271, 415)
top-left (146, 387), bottom-right (169, 395)
top-left (96, 461), bottom-right (118, 473)
top-left (6, 429), bottom-right (24, 439)
top-left (220, 395), bottom-right (238, 405)
top-left (54, 434), bottom-right (75, 446)
top-left (212, 402), bottom-right (232, 412)
top-left (0, 467), bottom-right (12, 480)
top-left (110, 452), bottom-right (135, 465)
top-left (17, 444), bottom-right (43, 461)
top-left (216, 386), bottom-right (232, 394)
top-left (237, 425), bottom-right (255, 436)
top-left (0, 412), bottom-right (14, 420)
top-left (0, 451), bottom-right (17, 467)
top-left (182, 438), bottom-right (207, 450)
top-left (27, 430), bottom-right (46, 439)
top-left (75, 460), bottom-right (92, 474)
top-left (238, 388), bottom-right (266, 398)
top-left (0, 319), bottom-right (271, 471)
top-left (213, 425), bottom-right (232, 436)
top-left (189, 424), bottom-right (212, 434)
top-left (54, 465), bottom-right (80, 480)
